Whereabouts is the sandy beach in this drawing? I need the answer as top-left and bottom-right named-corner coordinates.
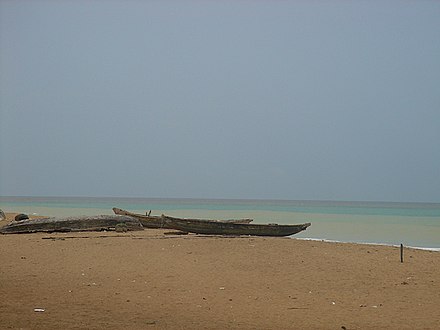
top-left (1, 213), bottom-right (439, 329)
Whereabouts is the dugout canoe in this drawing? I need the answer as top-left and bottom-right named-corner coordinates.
top-left (112, 207), bottom-right (253, 229)
top-left (160, 215), bottom-right (311, 237)
top-left (0, 215), bottom-right (143, 234)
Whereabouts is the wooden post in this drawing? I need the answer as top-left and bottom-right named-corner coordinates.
top-left (400, 243), bottom-right (404, 263)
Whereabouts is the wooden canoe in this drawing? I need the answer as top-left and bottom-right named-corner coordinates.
top-left (160, 215), bottom-right (311, 237)
top-left (112, 208), bottom-right (253, 229)
top-left (0, 215), bottom-right (143, 234)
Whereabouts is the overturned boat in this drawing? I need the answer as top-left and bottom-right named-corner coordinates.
top-left (0, 215), bottom-right (143, 234)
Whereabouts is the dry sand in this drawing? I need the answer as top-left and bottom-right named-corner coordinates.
top-left (1, 213), bottom-right (439, 329)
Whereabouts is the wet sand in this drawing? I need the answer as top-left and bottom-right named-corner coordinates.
top-left (1, 213), bottom-right (439, 329)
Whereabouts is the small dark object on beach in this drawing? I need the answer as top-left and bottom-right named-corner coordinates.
top-left (401, 243), bottom-right (404, 263)
top-left (164, 231), bottom-right (189, 235)
top-left (0, 209), bottom-right (6, 221)
top-left (15, 214), bottom-right (29, 221)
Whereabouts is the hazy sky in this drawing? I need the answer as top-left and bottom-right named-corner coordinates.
top-left (1, 1), bottom-right (439, 202)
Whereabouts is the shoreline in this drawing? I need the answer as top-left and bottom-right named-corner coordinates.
top-left (296, 237), bottom-right (440, 252)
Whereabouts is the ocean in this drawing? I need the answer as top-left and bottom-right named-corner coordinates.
top-left (1, 197), bottom-right (439, 250)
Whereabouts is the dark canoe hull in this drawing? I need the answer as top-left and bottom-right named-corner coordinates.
top-left (112, 208), bottom-right (253, 229)
top-left (0, 215), bottom-right (143, 234)
top-left (161, 215), bottom-right (311, 237)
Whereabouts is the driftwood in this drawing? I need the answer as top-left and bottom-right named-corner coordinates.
top-left (112, 208), bottom-right (253, 229)
top-left (0, 215), bottom-right (143, 234)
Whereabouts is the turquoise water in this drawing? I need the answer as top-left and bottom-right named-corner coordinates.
top-left (1, 197), bottom-right (439, 249)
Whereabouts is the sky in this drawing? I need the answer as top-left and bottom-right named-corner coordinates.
top-left (0, 1), bottom-right (439, 202)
